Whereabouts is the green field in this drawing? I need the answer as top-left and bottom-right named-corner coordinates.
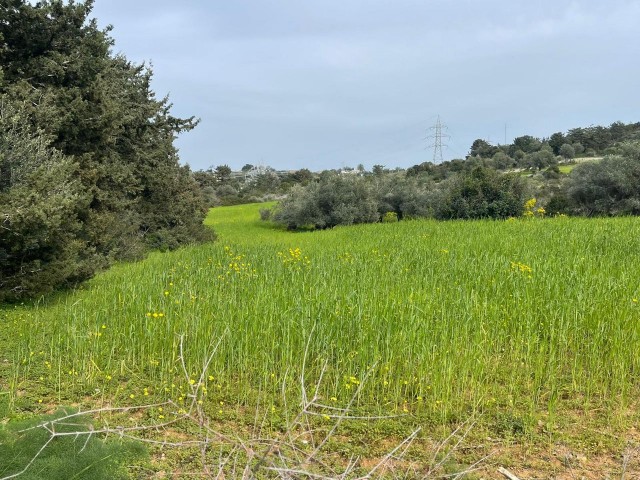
top-left (558, 164), bottom-right (575, 174)
top-left (2, 204), bottom-right (640, 476)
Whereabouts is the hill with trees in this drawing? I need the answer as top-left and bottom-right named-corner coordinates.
top-left (245, 131), bottom-right (640, 229)
top-left (198, 121), bottom-right (640, 225)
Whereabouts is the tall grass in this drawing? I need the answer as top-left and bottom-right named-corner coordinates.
top-left (2, 204), bottom-right (640, 425)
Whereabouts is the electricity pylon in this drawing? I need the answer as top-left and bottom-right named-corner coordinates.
top-left (427, 115), bottom-right (450, 164)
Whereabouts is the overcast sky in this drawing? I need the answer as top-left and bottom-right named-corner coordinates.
top-left (91, 1), bottom-right (640, 172)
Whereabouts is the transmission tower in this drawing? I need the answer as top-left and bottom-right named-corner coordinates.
top-left (426, 115), bottom-right (450, 163)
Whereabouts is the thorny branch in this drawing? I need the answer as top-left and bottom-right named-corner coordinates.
top-left (2, 332), bottom-right (489, 479)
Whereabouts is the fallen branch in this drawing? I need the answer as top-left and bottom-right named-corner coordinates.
top-left (498, 466), bottom-right (522, 480)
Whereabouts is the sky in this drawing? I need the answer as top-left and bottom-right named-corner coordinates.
top-left (91, 0), bottom-right (640, 172)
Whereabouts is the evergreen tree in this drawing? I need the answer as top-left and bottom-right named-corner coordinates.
top-left (0, 0), bottom-right (212, 300)
top-left (0, 102), bottom-right (89, 300)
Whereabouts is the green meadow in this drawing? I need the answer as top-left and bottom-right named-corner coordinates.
top-left (2, 203), bottom-right (640, 473)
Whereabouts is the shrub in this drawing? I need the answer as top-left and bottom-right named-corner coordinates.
top-left (434, 167), bottom-right (529, 220)
top-left (565, 141), bottom-right (640, 216)
top-left (273, 174), bottom-right (378, 229)
top-left (259, 207), bottom-right (273, 221)
top-left (0, 105), bottom-right (91, 301)
top-left (381, 211), bottom-right (399, 223)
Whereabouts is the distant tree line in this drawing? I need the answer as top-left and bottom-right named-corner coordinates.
top-left (203, 121), bottom-right (640, 215)
top-left (0, 1), bottom-right (212, 301)
top-left (406, 121), bottom-right (640, 175)
top-left (196, 120), bottom-right (640, 230)
top-left (265, 138), bottom-right (640, 230)
top-left (193, 165), bottom-right (315, 206)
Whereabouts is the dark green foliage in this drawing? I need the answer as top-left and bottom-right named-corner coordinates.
top-left (0, 410), bottom-right (146, 479)
top-left (448, 122), bottom-right (640, 172)
top-left (545, 192), bottom-right (571, 215)
top-left (548, 132), bottom-right (566, 155)
top-left (492, 412), bottom-right (526, 438)
top-left (271, 167), bottom-right (529, 229)
top-left (523, 149), bottom-right (557, 170)
top-left (468, 138), bottom-right (498, 158)
top-left (214, 165), bottom-right (233, 183)
top-left (0, 104), bottom-right (89, 301)
top-left (491, 151), bottom-right (515, 170)
top-left (373, 174), bottom-right (433, 219)
top-left (251, 171), bottom-right (281, 195)
top-left (434, 167), bottom-right (528, 220)
top-left (259, 207), bottom-right (273, 221)
top-left (406, 157), bottom-right (481, 179)
top-left (565, 123), bottom-right (640, 154)
top-left (138, 163), bottom-right (213, 251)
top-left (542, 164), bottom-right (562, 180)
top-left (273, 174), bottom-right (378, 229)
top-left (283, 168), bottom-right (314, 186)
top-left (559, 143), bottom-right (575, 160)
top-left (193, 166), bottom-right (317, 206)
top-left (564, 142), bottom-right (640, 216)
top-left (510, 135), bottom-right (542, 155)
top-left (0, 1), bottom-right (212, 300)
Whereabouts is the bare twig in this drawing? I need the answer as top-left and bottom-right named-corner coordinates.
top-left (498, 466), bottom-right (522, 480)
top-left (3, 332), bottom-right (489, 479)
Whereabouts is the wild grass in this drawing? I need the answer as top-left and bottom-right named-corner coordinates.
top-left (2, 204), bottom-right (640, 435)
top-left (557, 164), bottom-right (575, 174)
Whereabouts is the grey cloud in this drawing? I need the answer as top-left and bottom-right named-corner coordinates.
top-left (91, 0), bottom-right (640, 171)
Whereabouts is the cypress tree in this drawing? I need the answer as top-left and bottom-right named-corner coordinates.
top-left (0, 0), bottom-right (213, 300)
